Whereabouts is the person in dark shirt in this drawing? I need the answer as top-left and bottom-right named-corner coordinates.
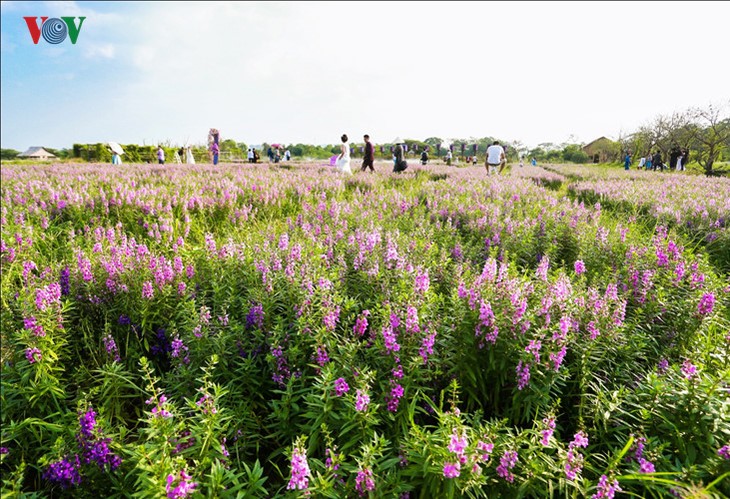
top-left (361, 134), bottom-right (375, 172)
top-left (393, 141), bottom-right (408, 173)
top-left (652, 150), bottom-right (663, 172)
top-left (421, 150), bottom-right (429, 165)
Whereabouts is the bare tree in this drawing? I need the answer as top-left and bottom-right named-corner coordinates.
top-left (689, 102), bottom-right (730, 176)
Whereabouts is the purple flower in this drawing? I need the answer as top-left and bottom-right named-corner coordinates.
top-left (571, 431), bottom-right (589, 449)
top-left (718, 445), bottom-right (730, 460)
top-left (443, 461), bottom-right (461, 478)
top-left (287, 444), bottom-right (311, 491)
top-left (496, 450), bottom-right (518, 482)
top-left (355, 467), bottom-right (375, 496)
top-left (448, 429), bottom-right (468, 456)
top-left (103, 334), bottom-right (121, 362)
top-left (574, 260), bottom-right (586, 275)
top-left (657, 358), bottom-right (669, 374)
top-left (166, 470), bottom-right (198, 498)
top-left (541, 417), bottom-right (556, 446)
top-left (697, 293), bottom-right (715, 316)
top-left (592, 474), bottom-right (621, 499)
top-left (681, 359), bottom-right (697, 380)
top-left (516, 361), bottom-right (531, 390)
top-left (355, 389), bottom-right (370, 411)
top-left (246, 303), bottom-right (265, 330)
top-left (382, 324), bottom-right (400, 354)
top-left (141, 281), bottom-right (154, 299)
top-left (44, 455), bottom-right (82, 489)
top-left (25, 347), bottom-right (42, 364)
top-left (414, 269), bottom-right (430, 294)
top-left (638, 458), bottom-right (655, 473)
top-left (353, 310), bottom-right (370, 336)
top-left (60, 266), bottom-right (70, 295)
top-left (334, 377), bottom-right (349, 396)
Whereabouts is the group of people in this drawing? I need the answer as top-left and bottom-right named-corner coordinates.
top-left (265, 147), bottom-right (291, 163)
top-left (633, 146), bottom-right (689, 171)
top-left (332, 135), bottom-right (512, 176)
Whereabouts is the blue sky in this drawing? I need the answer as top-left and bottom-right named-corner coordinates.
top-left (2, 1), bottom-right (729, 151)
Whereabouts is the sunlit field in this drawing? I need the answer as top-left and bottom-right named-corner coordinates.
top-left (1, 161), bottom-right (728, 498)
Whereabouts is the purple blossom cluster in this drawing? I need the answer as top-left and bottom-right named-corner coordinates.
top-left (496, 450), bottom-right (519, 482)
top-left (355, 467), bottom-right (375, 496)
top-left (287, 444), bottom-right (311, 491)
top-left (166, 469), bottom-right (197, 498)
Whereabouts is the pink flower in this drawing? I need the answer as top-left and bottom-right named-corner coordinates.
top-left (443, 461), bottom-right (461, 478)
top-left (574, 260), bottom-right (586, 275)
top-left (25, 347), bottom-right (42, 364)
top-left (355, 389), bottom-right (370, 411)
top-left (334, 377), bottom-right (349, 396)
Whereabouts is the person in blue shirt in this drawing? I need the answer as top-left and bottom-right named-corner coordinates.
top-left (624, 152), bottom-right (631, 170)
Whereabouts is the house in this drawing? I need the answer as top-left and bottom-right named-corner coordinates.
top-left (581, 137), bottom-right (617, 164)
top-left (18, 147), bottom-right (57, 160)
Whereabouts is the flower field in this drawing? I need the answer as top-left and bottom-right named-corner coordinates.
top-left (1, 162), bottom-right (728, 498)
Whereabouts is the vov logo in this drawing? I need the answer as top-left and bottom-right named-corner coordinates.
top-left (23, 17), bottom-right (86, 45)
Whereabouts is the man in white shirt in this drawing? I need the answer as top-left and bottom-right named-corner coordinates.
top-left (485, 141), bottom-right (506, 175)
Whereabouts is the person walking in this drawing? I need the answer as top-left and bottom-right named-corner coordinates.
top-left (678, 148), bottom-right (688, 171)
top-left (157, 146), bottom-right (165, 165)
top-left (210, 141), bottom-right (219, 165)
top-left (485, 140), bottom-right (506, 175)
top-left (248, 148), bottom-right (255, 163)
top-left (361, 134), bottom-right (375, 172)
top-left (336, 134), bottom-right (352, 174)
top-left (644, 153), bottom-right (652, 170)
top-left (624, 151), bottom-right (631, 171)
top-left (421, 149), bottom-right (429, 165)
top-left (393, 140), bottom-right (408, 173)
top-left (652, 150), bottom-right (663, 172)
top-left (284, 149), bottom-right (291, 161)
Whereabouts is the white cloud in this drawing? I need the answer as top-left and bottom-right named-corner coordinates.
top-left (85, 43), bottom-right (115, 59)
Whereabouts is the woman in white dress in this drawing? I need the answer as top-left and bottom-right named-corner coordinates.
top-left (336, 134), bottom-right (352, 174)
top-left (185, 146), bottom-right (196, 165)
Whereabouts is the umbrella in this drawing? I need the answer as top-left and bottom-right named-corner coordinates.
top-left (108, 142), bottom-right (124, 155)
top-left (271, 143), bottom-right (282, 149)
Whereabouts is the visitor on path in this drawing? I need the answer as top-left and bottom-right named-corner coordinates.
top-left (652, 150), bottom-right (663, 172)
top-left (185, 146), bottom-right (196, 165)
top-left (644, 153), bottom-right (652, 170)
top-left (111, 152), bottom-right (121, 165)
top-left (248, 148), bottom-right (255, 163)
top-left (336, 134), bottom-right (353, 174)
top-left (677, 149), bottom-right (689, 172)
top-left (175, 147), bottom-right (184, 164)
top-left (274, 148), bottom-right (281, 163)
top-left (638, 156), bottom-right (645, 169)
top-left (485, 140), bottom-right (506, 175)
top-left (669, 146), bottom-right (681, 171)
top-left (531, 157), bottom-right (537, 166)
top-left (472, 155), bottom-right (478, 166)
top-left (421, 149), bottom-right (429, 165)
top-left (519, 155), bottom-right (524, 168)
top-left (393, 140), bottom-right (408, 173)
top-left (445, 149), bottom-right (453, 166)
top-left (157, 146), bottom-right (165, 165)
top-left (284, 149), bottom-right (291, 161)
top-left (267, 147), bottom-right (274, 162)
top-left (624, 152), bottom-right (631, 170)
top-left (210, 142), bottom-right (219, 165)
top-left (361, 134), bottom-right (375, 172)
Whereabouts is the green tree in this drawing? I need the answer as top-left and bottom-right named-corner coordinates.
top-left (1, 149), bottom-right (20, 160)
